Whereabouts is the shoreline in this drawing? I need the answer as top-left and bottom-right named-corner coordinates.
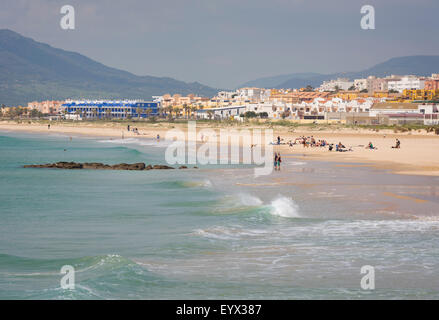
top-left (1, 120), bottom-right (439, 177)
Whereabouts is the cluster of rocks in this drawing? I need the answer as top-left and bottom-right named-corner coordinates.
top-left (23, 162), bottom-right (196, 171)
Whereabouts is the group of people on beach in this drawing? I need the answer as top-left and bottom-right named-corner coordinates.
top-left (289, 136), bottom-right (328, 148)
top-left (282, 135), bottom-right (401, 153)
top-left (127, 125), bottom-right (140, 135)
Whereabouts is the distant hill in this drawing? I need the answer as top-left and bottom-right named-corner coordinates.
top-left (356, 55), bottom-right (439, 78)
top-left (239, 55), bottom-right (439, 90)
top-left (0, 29), bottom-right (218, 106)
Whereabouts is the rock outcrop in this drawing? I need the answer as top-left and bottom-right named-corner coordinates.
top-left (23, 162), bottom-right (186, 171)
top-left (152, 165), bottom-right (174, 170)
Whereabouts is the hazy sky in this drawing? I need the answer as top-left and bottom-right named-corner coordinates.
top-left (1, 0), bottom-right (438, 88)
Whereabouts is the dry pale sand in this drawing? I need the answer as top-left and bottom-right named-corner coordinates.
top-left (274, 131), bottom-right (439, 176)
top-left (1, 120), bottom-right (439, 176)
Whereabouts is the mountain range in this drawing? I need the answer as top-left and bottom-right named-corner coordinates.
top-left (239, 55), bottom-right (439, 89)
top-left (1, 29), bottom-right (438, 106)
top-left (0, 29), bottom-right (218, 106)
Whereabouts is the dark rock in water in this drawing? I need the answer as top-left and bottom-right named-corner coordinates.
top-left (23, 164), bottom-right (53, 168)
top-left (193, 166), bottom-right (198, 169)
top-left (83, 163), bottom-right (110, 170)
top-left (152, 165), bottom-right (175, 170)
top-left (24, 162), bottom-right (82, 169)
top-left (179, 166), bottom-right (188, 169)
top-left (23, 162), bottom-right (174, 171)
top-left (54, 162), bottom-right (83, 169)
top-left (111, 163), bottom-right (146, 170)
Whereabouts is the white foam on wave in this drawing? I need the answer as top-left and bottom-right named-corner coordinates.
top-left (192, 225), bottom-right (271, 241)
top-left (98, 138), bottom-right (171, 147)
top-left (192, 227), bottom-right (236, 240)
top-left (236, 193), bottom-right (302, 218)
top-left (269, 196), bottom-right (301, 218)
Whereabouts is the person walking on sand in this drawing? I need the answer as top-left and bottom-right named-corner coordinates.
top-left (48, 124), bottom-right (50, 130)
top-left (277, 136), bottom-right (281, 145)
top-left (274, 153), bottom-right (278, 171)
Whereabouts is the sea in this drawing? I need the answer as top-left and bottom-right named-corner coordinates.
top-left (0, 130), bottom-right (439, 299)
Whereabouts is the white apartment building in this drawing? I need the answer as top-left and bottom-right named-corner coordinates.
top-left (210, 88), bottom-right (271, 107)
top-left (237, 87), bottom-right (271, 102)
top-left (387, 76), bottom-right (425, 92)
top-left (319, 78), bottom-right (354, 92)
top-left (216, 90), bottom-right (238, 100)
top-left (290, 97), bottom-right (379, 119)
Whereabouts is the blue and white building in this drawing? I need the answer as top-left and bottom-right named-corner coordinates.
top-left (62, 100), bottom-right (160, 119)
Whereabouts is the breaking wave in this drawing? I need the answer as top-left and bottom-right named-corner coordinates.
top-left (269, 196), bottom-right (301, 218)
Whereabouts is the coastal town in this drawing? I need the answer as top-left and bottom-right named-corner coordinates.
top-left (2, 0), bottom-right (439, 303)
top-left (1, 73), bottom-right (439, 127)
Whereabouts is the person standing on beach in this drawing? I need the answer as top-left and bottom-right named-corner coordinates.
top-left (277, 136), bottom-right (281, 145)
top-left (48, 124), bottom-right (50, 130)
top-left (274, 153), bottom-right (278, 171)
top-left (277, 153), bottom-right (282, 170)
top-left (127, 125), bottom-right (130, 131)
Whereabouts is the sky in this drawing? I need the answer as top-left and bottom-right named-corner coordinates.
top-left (1, 0), bottom-right (438, 89)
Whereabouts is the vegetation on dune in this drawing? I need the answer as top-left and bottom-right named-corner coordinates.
top-left (3, 113), bottom-right (439, 135)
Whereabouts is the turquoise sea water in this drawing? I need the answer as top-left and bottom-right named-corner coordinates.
top-left (1, 131), bottom-right (439, 299)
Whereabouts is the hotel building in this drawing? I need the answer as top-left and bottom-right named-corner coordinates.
top-left (62, 100), bottom-right (159, 119)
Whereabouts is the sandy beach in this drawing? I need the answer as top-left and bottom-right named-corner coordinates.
top-left (1, 120), bottom-right (439, 176)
